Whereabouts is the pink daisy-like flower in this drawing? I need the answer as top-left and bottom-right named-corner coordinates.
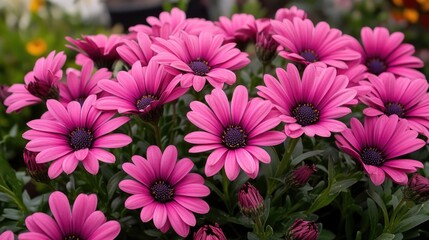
top-left (335, 115), bottom-right (425, 185)
top-left (257, 64), bottom-right (357, 138)
top-left (4, 51), bottom-right (66, 113)
top-left (184, 85), bottom-right (286, 180)
top-left (349, 27), bottom-right (424, 78)
top-left (23, 95), bottom-right (131, 179)
top-left (129, 8), bottom-right (216, 39)
top-left (119, 145), bottom-right (210, 237)
top-left (271, 18), bottom-right (360, 69)
top-left (337, 64), bottom-right (371, 102)
top-left (117, 32), bottom-right (155, 67)
top-left (152, 32), bottom-right (250, 92)
top-left (59, 60), bottom-right (112, 105)
top-left (275, 6), bottom-right (307, 21)
top-left (361, 73), bottom-right (429, 137)
top-left (96, 60), bottom-right (188, 122)
top-left (19, 191), bottom-right (120, 240)
top-left (216, 13), bottom-right (257, 44)
top-left (66, 34), bottom-right (123, 69)
top-left (0, 231), bottom-right (13, 240)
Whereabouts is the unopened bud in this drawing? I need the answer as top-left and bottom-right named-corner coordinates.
top-left (255, 31), bottom-right (278, 65)
top-left (24, 149), bottom-right (49, 183)
top-left (404, 173), bottom-right (429, 204)
top-left (193, 223), bottom-right (226, 240)
top-left (238, 182), bottom-right (264, 218)
top-left (26, 81), bottom-right (59, 101)
top-left (286, 219), bottom-right (319, 240)
top-left (286, 163), bottom-right (316, 188)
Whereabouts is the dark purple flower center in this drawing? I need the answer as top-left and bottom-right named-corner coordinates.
top-left (361, 147), bottom-right (384, 166)
top-left (64, 235), bottom-right (81, 240)
top-left (366, 58), bottom-right (387, 75)
top-left (300, 49), bottom-right (319, 63)
top-left (189, 59), bottom-right (210, 76)
top-left (385, 102), bottom-right (405, 117)
top-left (292, 103), bottom-right (320, 126)
top-left (136, 95), bottom-right (157, 111)
top-left (151, 180), bottom-right (174, 203)
top-left (222, 126), bottom-right (247, 149)
top-left (69, 128), bottom-right (93, 151)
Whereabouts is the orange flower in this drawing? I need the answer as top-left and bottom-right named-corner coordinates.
top-left (26, 38), bottom-right (47, 56)
top-left (29, 0), bottom-right (44, 13)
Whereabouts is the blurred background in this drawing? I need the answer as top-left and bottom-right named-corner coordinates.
top-left (0, 0), bottom-right (428, 169)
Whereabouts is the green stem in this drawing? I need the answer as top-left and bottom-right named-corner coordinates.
top-left (151, 122), bottom-right (162, 147)
top-left (254, 216), bottom-right (266, 240)
top-left (275, 138), bottom-right (299, 177)
top-left (221, 170), bottom-right (233, 215)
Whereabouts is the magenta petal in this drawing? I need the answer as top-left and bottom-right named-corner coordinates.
top-left (125, 194), bottom-right (154, 209)
top-left (245, 146), bottom-right (271, 164)
top-left (167, 205), bottom-right (190, 238)
top-left (36, 146), bottom-right (71, 163)
top-left (160, 145), bottom-right (177, 179)
top-left (87, 220), bottom-right (121, 240)
top-left (92, 134), bottom-right (132, 148)
top-left (119, 180), bottom-right (147, 194)
top-left (364, 165), bottom-right (386, 186)
top-left (235, 148), bottom-right (256, 176)
top-left (224, 150), bottom-right (240, 180)
top-left (49, 191), bottom-right (72, 235)
top-left (174, 196), bottom-right (210, 214)
top-left (153, 204), bottom-right (168, 229)
top-left (71, 194), bottom-right (97, 233)
top-left (381, 166), bottom-right (408, 185)
top-left (90, 148), bottom-right (116, 163)
top-left (25, 213), bottom-right (62, 239)
top-left (175, 183), bottom-right (210, 197)
top-left (74, 148), bottom-right (89, 161)
top-left (140, 203), bottom-right (157, 222)
top-left (80, 211), bottom-right (106, 238)
top-left (168, 201), bottom-right (196, 226)
top-left (82, 152), bottom-right (100, 175)
top-left (18, 232), bottom-right (51, 240)
top-left (168, 158), bottom-right (194, 185)
top-left (62, 154), bottom-right (79, 175)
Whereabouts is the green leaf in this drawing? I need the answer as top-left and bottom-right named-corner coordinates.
top-left (330, 179), bottom-right (358, 195)
top-left (395, 214), bottom-right (429, 233)
top-left (375, 233), bottom-right (395, 240)
top-left (291, 150), bottom-right (324, 166)
top-left (367, 198), bottom-right (380, 239)
top-left (107, 171), bottom-right (125, 201)
top-left (247, 232), bottom-right (259, 240)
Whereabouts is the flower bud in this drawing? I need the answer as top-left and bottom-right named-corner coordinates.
top-left (286, 219), bottom-right (319, 240)
top-left (286, 163), bottom-right (316, 188)
top-left (0, 85), bottom-right (11, 105)
top-left (238, 182), bottom-right (264, 218)
top-left (193, 223), bottom-right (226, 240)
top-left (404, 173), bottom-right (429, 204)
top-left (26, 81), bottom-right (59, 101)
top-left (255, 30), bottom-right (278, 65)
top-left (24, 149), bottom-right (49, 183)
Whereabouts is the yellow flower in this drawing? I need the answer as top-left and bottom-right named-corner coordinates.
top-left (29, 0), bottom-right (44, 13)
top-left (26, 38), bottom-right (47, 56)
top-left (404, 8), bottom-right (419, 23)
top-left (393, 0), bottom-right (403, 7)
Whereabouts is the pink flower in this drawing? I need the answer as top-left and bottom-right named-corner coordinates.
top-left (18, 191), bottom-right (120, 240)
top-left (152, 32), bottom-right (250, 92)
top-left (337, 64), bottom-right (371, 102)
top-left (66, 34), bottom-right (123, 69)
top-left (4, 51), bottom-right (66, 113)
top-left (257, 64), bottom-right (356, 138)
top-left (0, 231), bottom-right (14, 240)
top-left (362, 73), bottom-right (429, 137)
top-left (23, 95), bottom-right (131, 178)
top-left (119, 145), bottom-right (210, 237)
top-left (184, 85), bottom-right (286, 180)
top-left (193, 223), bottom-right (227, 240)
top-left (275, 6), bottom-right (307, 21)
top-left (335, 115), bottom-right (425, 185)
top-left (24, 149), bottom-right (49, 183)
top-left (117, 32), bottom-right (155, 67)
top-left (349, 27), bottom-right (424, 78)
top-left (60, 60), bottom-right (112, 105)
top-left (216, 13), bottom-right (257, 44)
top-left (129, 8), bottom-right (216, 39)
top-left (271, 18), bottom-right (360, 69)
top-left (96, 60), bottom-right (188, 122)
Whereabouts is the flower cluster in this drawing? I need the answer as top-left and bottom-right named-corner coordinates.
top-left (2, 4), bottom-right (429, 239)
